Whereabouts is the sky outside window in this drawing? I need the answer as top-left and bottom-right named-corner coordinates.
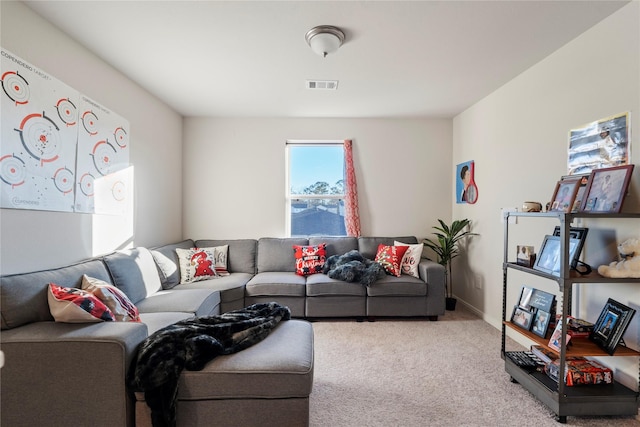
top-left (289, 145), bottom-right (344, 194)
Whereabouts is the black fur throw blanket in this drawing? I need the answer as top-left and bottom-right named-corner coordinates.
top-left (322, 250), bottom-right (385, 286)
top-left (129, 302), bottom-right (290, 427)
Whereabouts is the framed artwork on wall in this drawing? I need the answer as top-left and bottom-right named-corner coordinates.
top-left (456, 160), bottom-right (478, 204)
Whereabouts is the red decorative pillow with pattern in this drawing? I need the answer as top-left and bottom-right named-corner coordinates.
top-left (374, 244), bottom-right (409, 277)
top-left (293, 243), bottom-right (327, 276)
top-left (48, 283), bottom-right (115, 323)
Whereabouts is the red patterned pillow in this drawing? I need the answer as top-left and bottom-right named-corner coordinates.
top-left (81, 275), bottom-right (141, 322)
top-left (175, 247), bottom-right (218, 283)
top-left (375, 244), bottom-right (409, 277)
top-left (48, 283), bottom-right (115, 323)
top-left (293, 243), bottom-right (327, 276)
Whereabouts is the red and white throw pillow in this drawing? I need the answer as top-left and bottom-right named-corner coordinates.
top-left (395, 241), bottom-right (424, 278)
top-left (48, 283), bottom-right (115, 323)
top-left (375, 244), bottom-right (409, 277)
top-left (293, 243), bottom-right (327, 276)
top-left (176, 247), bottom-right (218, 283)
top-left (81, 275), bottom-right (141, 322)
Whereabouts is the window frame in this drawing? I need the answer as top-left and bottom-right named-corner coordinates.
top-left (285, 140), bottom-right (345, 237)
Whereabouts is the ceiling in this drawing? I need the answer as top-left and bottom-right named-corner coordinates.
top-left (24, 0), bottom-right (629, 118)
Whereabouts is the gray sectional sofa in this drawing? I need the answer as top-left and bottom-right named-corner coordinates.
top-left (0, 235), bottom-right (445, 427)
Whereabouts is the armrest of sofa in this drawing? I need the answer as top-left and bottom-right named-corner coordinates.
top-left (1, 321), bottom-right (148, 427)
top-left (418, 259), bottom-right (446, 316)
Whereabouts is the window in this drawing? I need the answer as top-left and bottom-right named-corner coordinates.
top-left (286, 141), bottom-right (345, 237)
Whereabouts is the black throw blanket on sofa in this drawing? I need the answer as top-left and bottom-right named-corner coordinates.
top-left (129, 302), bottom-right (291, 427)
top-left (322, 250), bottom-right (385, 286)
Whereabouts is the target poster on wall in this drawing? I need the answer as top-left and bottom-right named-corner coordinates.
top-left (1, 48), bottom-right (130, 214)
top-left (75, 95), bottom-right (130, 214)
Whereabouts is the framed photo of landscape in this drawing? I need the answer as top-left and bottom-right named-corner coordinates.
top-left (579, 164), bottom-right (635, 213)
top-left (589, 298), bottom-right (636, 355)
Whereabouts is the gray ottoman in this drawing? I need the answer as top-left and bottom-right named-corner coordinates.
top-left (134, 319), bottom-right (314, 427)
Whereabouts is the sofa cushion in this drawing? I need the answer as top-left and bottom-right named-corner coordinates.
top-left (103, 248), bottom-right (163, 304)
top-left (375, 244), bottom-right (409, 277)
top-left (135, 289), bottom-right (221, 317)
top-left (176, 247), bottom-right (219, 283)
top-left (305, 274), bottom-right (367, 296)
top-left (245, 272), bottom-right (306, 296)
top-left (257, 238), bottom-right (308, 273)
top-left (150, 239), bottom-right (195, 289)
top-left (293, 243), bottom-right (326, 276)
top-left (173, 273), bottom-right (250, 303)
top-left (309, 236), bottom-right (358, 257)
top-left (366, 274), bottom-right (427, 296)
top-left (358, 236), bottom-right (418, 259)
top-left (48, 284), bottom-right (115, 323)
top-left (195, 239), bottom-right (258, 275)
top-left (1, 258), bottom-right (112, 330)
top-left (81, 275), bottom-right (141, 322)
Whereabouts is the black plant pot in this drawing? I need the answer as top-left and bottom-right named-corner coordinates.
top-left (445, 297), bottom-right (457, 311)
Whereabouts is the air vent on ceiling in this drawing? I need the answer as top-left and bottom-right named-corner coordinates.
top-left (306, 80), bottom-right (338, 90)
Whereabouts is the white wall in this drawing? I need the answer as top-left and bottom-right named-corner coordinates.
top-left (453, 2), bottom-right (640, 390)
top-left (183, 118), bottom-right (452, 239)
top-left (0, 1), bottom-right (183, 275)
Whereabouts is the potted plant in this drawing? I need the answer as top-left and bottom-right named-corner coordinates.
top-left (424, 218), bottom-right (477, 311)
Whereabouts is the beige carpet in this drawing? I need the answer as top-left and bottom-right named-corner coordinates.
top-left (309, 307), bottom-right (640, 427)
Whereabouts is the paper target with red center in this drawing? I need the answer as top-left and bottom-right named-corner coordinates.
top-left (56, 98), bottom-right (77, 126)
top-left (81, 110), bottom-right (99, 135)
top-left (1, 71), bottom-right (30, 105)
top-left (53, 167), bottom-right (74, 194)
top-left (114, 127), bottom-right (128, 148)
top-left (79, 172), bottom-right (95, 196)
top-left (0, 154), bottom-right (26, 187)
top-left (91, 140), bottom-right (117, 176)
top-left (16, 112), bottom-right (60, 164)
top-left (111, 180), bottom-right (126, 201)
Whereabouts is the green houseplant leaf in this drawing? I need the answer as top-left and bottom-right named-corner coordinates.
top-left (424, 218), bottom-right (477, 300)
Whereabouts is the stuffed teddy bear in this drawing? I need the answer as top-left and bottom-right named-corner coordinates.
top-left (597, 238), bottom-right (640, 278)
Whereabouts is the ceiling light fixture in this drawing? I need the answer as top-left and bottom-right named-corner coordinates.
top-left (305, 25), bottom-right (345, 58)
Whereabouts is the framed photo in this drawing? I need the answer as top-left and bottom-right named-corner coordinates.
top-left (549, 178), bottom-right (581, 213)
top-left (517, 286), bottom-right (534, 310)
top-left (552, 226), bottom-right (588, 269)
top-left (516, 245), bottom-right (535, 268)
top-left (531, 310), bottom-right (551, 338)
top-left (579, 164), bottom-right (635, 213)
top-left (511, 305), bottom-right (533, 331)
top-left (561, 173), bottom-right (589, 212)
top-left (589, 298), bottom-right (636, 355)
top-left (533, 235), bottom-right (581, 276)
top-left (548, 317), bottom-right (571, 352)
top-left (529, 288), bottom-right (555, 313)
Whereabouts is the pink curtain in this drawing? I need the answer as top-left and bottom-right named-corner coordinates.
top-left (343, 139), bottom-right (361, 237)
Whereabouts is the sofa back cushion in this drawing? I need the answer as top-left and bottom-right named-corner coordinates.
top-left (0, 259), bottom-right (112, 330)
top-left (195, 239), bottom-right (257, 275)
top-left (257, 238), bottom-right (308, 273)
top-left (358, 236), bottom-right (418, 259)
top-left (309, 236), bottom-right (358, 257)
top-left (102, 247), bottom-right (162, 304)
top-left (150, 239), bottom-right (196, 289)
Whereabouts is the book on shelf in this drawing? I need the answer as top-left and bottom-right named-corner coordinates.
top-left (545, 357), bottom-right (614, 386)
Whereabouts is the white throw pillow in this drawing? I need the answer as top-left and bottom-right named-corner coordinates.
top-left (394, 241), bottom-right (423, 278)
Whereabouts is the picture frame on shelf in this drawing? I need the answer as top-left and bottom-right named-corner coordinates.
top-left (533, 235), bottom-right (581, 276)
top-left (579, 164), bottom-right (635, 213)
top-left (552, 226), bottom-right (589, 269)
top-left (531, 310), bottom-right (551, 338)
top-left (516, 245), bottom-right (535, 268)
top-left (511, 305), bottom-right (533, 330)
top-left (560, 173), bottom-right (589, 212)
top-left (517, 286), bottom-right (534, 310)
top-left (548, 317), bottom-right (572, 352)
top-left (549, 178), bottom-right (581, 213)
top-left (589, 298), bottom-right (636, 355)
